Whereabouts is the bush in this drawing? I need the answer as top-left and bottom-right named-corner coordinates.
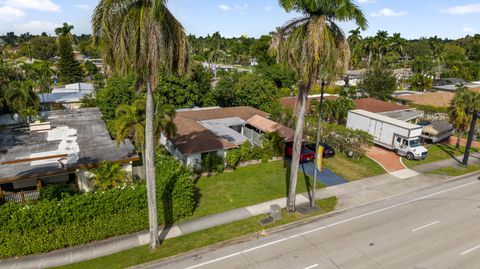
top-left (239, 142), bottom-right (253, 162)
top-left (39, 183), bottom-right (78, 201)
top-left (321, 123), bottom-right (373, 159)
top-left (0, 154), bottom-right (196, 258)
top-left (201, 154), bottom-right (225, 173)
top-left (225, 149), bottom-right (241, 168)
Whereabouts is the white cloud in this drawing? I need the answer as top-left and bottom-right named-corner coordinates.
top-left (265, 5), bottom-right (273, 12)
top-left (74, 4), bottom-right (91, 10)
top-left (2, 0), bottom-right (60, 12)
top-left (441, 3), bottom-right (480, 14)
top-left (14, 20), bottom-right (60, 34)
top-left (218, 4), bottom-right (230, 11)
top-left (234, 4), bottom-right (248, 10)
top-left (0, 5), bottom-right (24, 21)
top-left (462, 27), bottom-right (476, 33)
top-left (357, 0), bottom-right (376, 3)
top-left (372, 8), bottom-right (407, 17)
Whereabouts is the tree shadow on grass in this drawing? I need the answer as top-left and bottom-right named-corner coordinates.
top-left (158, 174), bottom-right (176, 245)
top-left (436, 144), bottom-right (462, 164)
top-left (284, 158), bottom-right (312, 201)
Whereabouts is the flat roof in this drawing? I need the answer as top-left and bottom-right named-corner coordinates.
top-left (379, 109), bottom-right (422, 122)
top-left (349, 109), bottom-right (422, 130)
top-left (0, 108), bottom-right (138, 183)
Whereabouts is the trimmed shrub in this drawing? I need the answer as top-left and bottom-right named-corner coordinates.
top-left (0, 154), bottom-right (196, 258)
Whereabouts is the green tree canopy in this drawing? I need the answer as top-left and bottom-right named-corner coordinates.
top-left (359, 66), bottom-right (397, 100)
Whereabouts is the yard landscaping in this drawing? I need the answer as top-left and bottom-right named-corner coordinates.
top-left (402, 144), bottom-right (479, 168)
top-left (323, 153), bottom-right (385, 181)
top-left (54, 197), bottom-right (338, 269)
top-left (191, 160), bottom-right (321, 219)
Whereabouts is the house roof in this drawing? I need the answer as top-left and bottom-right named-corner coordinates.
top-left (280, 96), bottom-right (408, 113)
top-left (246, 115), bottom-right (295, 142)
top-left (397, 91), bottom-right (454, 107)
top-left (171, 106), bottom-right (269, 155)
top-left (353, 98), bottom-right (408, 113)
top-left (0, 108), bottom-right (138, 183)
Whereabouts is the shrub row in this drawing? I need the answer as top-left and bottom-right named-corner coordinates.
top-left (0, 154), bottom-right (196, 258)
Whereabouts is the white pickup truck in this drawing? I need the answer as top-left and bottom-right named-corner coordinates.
top-left (347, 109), bottom-right (428, 160)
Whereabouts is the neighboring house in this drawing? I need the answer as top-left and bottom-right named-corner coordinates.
top-left (334, 68), bottom-right (413, 86)
top-left (160, 106), bottom-right (294, 170)
top-left (396, 91), bottom-right (455, 108)
top-left (0, 108), bottom-right (138, 202)
top-left (432, 78), bottom-right (480, 92)
top-left (280, 96), bottom-right (421, 121)
top-left (38, 82), bottom-right (94, 110)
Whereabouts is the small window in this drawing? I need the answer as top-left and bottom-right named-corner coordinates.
top-left (396, 137), bottom-right (401, 143)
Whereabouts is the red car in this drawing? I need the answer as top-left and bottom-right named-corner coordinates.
top-left (285, 143), bottom-right (315, 162)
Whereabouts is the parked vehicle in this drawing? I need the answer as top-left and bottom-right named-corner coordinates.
top-left (421, 121), bottom-right (455, 143)
top-left (285, 143), bottom-right (315, 162)
top-left (305, 143), bottom-right (336, 158)
top-left (347, 109), bottom-right (428, 160)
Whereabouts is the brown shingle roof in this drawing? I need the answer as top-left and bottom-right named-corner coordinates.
top-left (246, 115), bottom-right (295, 142)
top-left (354, 98), bottom-right (408, 113)
top-left (397, 92), bottom-right (454, 107)
top-left (171, 107), bottom-right (269, 155)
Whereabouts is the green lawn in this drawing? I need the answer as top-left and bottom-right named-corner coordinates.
top-left (191, 161), bottom-right (322, 219)
top-left (427, 164), bottom-right (480, 176)
top-left (54, 197), bottom-right (337, 269)
top-left (323, 153), bottom-right (385, 181)
top-left (402, 144), bottom-right (479, 168)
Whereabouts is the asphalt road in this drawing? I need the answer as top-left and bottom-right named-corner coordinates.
top-left (138, 175), bottom-right (480, 269)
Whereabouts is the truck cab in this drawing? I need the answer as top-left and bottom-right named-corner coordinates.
top-left (394, 136), bottom-right (428, 160)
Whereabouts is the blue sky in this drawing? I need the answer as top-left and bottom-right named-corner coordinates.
top-left (0, 0), bottom-right (479, 39)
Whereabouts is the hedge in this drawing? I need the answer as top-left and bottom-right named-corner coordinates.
top-left (0, 154), bottom-right (196, 258)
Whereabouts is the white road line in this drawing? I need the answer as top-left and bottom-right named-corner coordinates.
top-left (304, 264), bottom-right (319, 269)
top-left (460, 244), bottom-right (480, 256)
top-left (411, 221), bottom-right (439, 232)
top-left (184, 180), bottom-right (477, 269)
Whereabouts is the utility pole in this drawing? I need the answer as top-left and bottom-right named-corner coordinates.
top-left (311, 80), bottom-right (325, 208)
top-left (463, 110), bottom-right (479, 166)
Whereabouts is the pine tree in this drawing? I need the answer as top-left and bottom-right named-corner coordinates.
top-left (56, 23), bottom-right (84, 84)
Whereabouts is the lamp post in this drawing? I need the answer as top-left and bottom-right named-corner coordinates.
top-left (463, 110), bottom-right (479, 166)
top-left (343, 75), bottom-right (350, 97)
top-left (311, 80), bottom-right (326, 208)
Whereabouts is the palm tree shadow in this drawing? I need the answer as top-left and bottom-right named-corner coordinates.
top-left (437, 144), bottom-right (462, 164)
top-left (158, 174), bottom-right (176, 244)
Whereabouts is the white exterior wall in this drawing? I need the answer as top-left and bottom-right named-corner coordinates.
top-left (76, 170), bottom-right (95, 192)
top-left (186, 153), bottom-right (202, 170)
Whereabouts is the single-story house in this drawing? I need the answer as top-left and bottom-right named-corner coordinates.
top-left (0, 108), bottom-right (138, 202)
top-left (160, 106), bottom-right (294, 170)
top-left (432, 78), bottom-right (480, 92)
top-left (280, 96), bottom-right (421, 121)
top-left (38, 82), bottom-right (94, 110)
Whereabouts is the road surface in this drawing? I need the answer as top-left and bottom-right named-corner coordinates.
top-left (137, 175), bottom-right (480, 269)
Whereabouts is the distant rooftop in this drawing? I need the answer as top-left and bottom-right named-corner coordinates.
top-left (0, 108), bottom-right (138, 183)
top-left (39, 83), bottom-right (94, 104)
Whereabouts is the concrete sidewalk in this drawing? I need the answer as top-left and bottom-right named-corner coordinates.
top-left (1, 171), bottom-right (466, 269)
top-left (412, 152), bottom-right (480, 174)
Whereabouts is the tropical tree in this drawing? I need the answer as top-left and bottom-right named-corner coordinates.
top-left (4, 81), bottom-right (40, 114)
top-left (91, 161), bottom-right (127, 191)
top-left (374, 30), bottom-right (389, 61)
top-left (348, 27), bottom-right (362, 68)
top-left (359, 65), bottom-right (397, 100)
top-left (92, 0), bottom-right (189, 248)
top-left (448, 88), bottom-right (479, 150)
top-left (270, 0), bottom-right (367, 212)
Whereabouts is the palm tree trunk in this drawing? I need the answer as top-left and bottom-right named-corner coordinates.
top-left (287, 84), bottom-right (309, 212)
top-left (145, 80), bottom-right (159, 248)
top-left (456, 133), bottom-right (463, 150)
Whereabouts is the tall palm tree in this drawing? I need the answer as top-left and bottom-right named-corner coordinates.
top-left (374, 30), bottom-right (389, 60)
top-left (390, 33), bottom-right (407, 57)
top-left (92, 0), bottom-right (189, 248)
top-left (363, 37), bottom-right (375, 67)
top-left (270, 0), bottom-right (367, 212)
top-left (54, 23), bottom-right (75, 43)
top-left (449, 87), bottom-right (479, 150)
top-left (348, 27), bottom-right (362, 67)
